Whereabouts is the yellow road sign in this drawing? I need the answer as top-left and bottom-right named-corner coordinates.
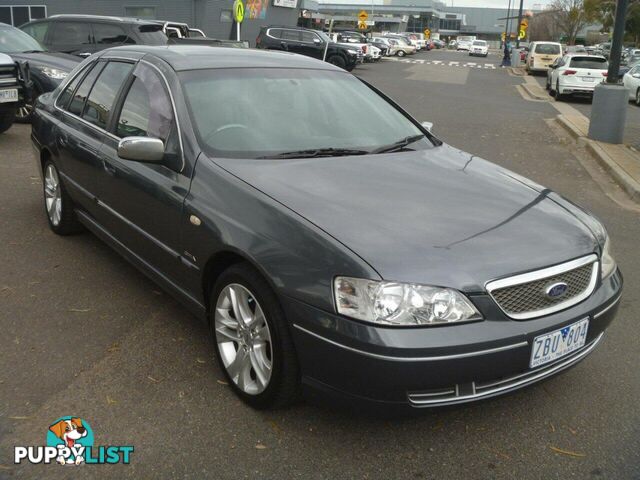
top-left (424, 28), bottom-right (431, 38)
top-left (358, 10), bottom-right (368, 21)
top-left (358, 20), bottom-right (367, 30)
top-left (518, 28), bottom-right (526, 40)
top-left (233, 0), bottom-right (245, 23)
top-left (520, 18), bottom-right (528, 28)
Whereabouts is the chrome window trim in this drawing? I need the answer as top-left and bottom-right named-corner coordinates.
top-left (53, 57), bottom-right (185, 173)
top-left (292, 324), bottom-right (529, 362)
top-left (485, 254), bottom-right (599, 320)
top-left (408, 332), bottom-right (605, 407)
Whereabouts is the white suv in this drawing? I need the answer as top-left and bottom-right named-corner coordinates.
top-left (469, 40), bottom-right (488, 57)
top-left (547, 54), bottom-right (608, 100)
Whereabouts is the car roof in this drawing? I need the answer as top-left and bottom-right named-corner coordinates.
top-left (104, 45), bottom-right (341, 72)
top-left (43, 14), bottom-right (157, 24)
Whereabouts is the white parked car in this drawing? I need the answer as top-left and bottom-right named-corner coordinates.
top-left (546, 54), bottom-right (608, 100)
top-left (368, 44), bottom-right (382, 62)
top-left (469, 40), bottom-right (488, 57)
top-left (623, 64), bottom-right (640, 106)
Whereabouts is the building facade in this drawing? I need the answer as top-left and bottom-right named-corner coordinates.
top-left (0, 0), bottom-right (535, 45)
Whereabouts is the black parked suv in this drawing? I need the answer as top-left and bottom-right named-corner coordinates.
top-left (20, 15), bottom-right (168, 57)
top-left (256, 26), bottom-right (361, 71)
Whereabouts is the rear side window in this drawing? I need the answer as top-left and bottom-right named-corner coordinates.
top-left (280, 30), bottom-right (301, 41)
top-left (56, 63), bottom-right (93, 109)
top-left (534, 44), bottom-right (560, 55)
top-left (93, 23), bottom-right (131, 45)
top-left (267, 28), bottom-right (281, 39)
top-left (68, 62), bottom-right (105, 116)
top-left (21, 22), bottom-right (49, 44)
top-left (82, 62), bottom-right (133, 128)
top-left (569, 57), bottom-right (608, 69)
top-left (49, 22), bottom-right (92, 47)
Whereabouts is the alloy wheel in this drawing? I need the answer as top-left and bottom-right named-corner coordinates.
top-left (16, 102), bottom-right (32, 120)
top-left (44, 164), bottom-right (62, 226)
top-left (214, 284), bottom-right (273, 395)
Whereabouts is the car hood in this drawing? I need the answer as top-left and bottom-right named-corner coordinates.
top-left (10, 51), bottom-right (80, 71)
top-left (213, 144), bottom-right (599, 291)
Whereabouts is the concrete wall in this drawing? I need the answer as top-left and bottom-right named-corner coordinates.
top-left (0, 0), bottom-right (300, 45)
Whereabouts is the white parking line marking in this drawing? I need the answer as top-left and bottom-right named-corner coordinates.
top-left (383, 57), bottom-right (498, 69)
top-left (432, 60), bottom-right (443, 64)
top-left (449, 61), bottom-right (460, 66)
top-left (485, 64), bottom-right (496, 69)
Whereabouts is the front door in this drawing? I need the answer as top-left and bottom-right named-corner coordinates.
top-left (96, 62), bottom-right (189, 283)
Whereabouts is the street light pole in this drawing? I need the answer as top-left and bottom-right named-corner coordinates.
top-left (501, 0), bottom-right (513, 66)
top-left (515, 0), bottom-right (524, 48)
top-left (588, 0), bottom-right (629, 143)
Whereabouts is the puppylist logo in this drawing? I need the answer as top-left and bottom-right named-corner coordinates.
top-left (14, 416), bottom-right (133, 466)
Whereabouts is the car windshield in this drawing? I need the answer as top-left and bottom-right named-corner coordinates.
top-left (181, 68), bottom-right (429, 159)
top-left (535, 44), bottom-right (561, 54)
top-left (137, 24), bottom-right (168, 45)
top-left (569, 57), bottom-right (608, 69)
top-left (472, 41), bottom-right (486, 46)
top-left (0, 25), bottom-right (45, 53)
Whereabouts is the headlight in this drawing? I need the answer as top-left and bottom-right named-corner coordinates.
top-left (38, 67), bottom-right (68, 80)
top-left (334, 277), bottom-right (482, 326)
top-left (601, 236), bottom-right (617, 279)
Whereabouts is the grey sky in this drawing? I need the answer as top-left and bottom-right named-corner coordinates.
top-left (449, 0), bottom-right (551, 7)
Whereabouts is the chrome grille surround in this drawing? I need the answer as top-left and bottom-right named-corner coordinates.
top-left (486, 254), bottom-right (599, 320)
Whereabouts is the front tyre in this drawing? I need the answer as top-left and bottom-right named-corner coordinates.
top-left (43, 161), bottom-right (83, 235)
top-left (636, 88), bottom-right (640, 106)
top-left (211, 263), bottom-right (300, 409)
top-left (327, 54), bottom-right (346, 70)
top-left (0, 112), bottom-right (15, 134)
top-left (397, 50), bottom-right (405, 57)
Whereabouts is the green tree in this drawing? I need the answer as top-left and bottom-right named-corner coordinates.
top-left (551, 0), bottom-right (593, 44)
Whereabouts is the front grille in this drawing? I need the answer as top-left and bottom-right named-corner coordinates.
top-left (486, 255), bottom-right (598, 320)
top-left (0, 64), bottom-right (18, 87)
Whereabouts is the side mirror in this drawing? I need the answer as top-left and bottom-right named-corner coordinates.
top-left (421, 121), bottom-right (433, 132)
top-left (633, 73), bottom-right (640, 79)
top-left (313, 38), bottom-right (321, 44)
top-left (117, 137), bottom-right (165, 162)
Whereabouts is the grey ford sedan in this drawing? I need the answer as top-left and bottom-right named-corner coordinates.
top-left (31, 46), bottom-right (622, 410)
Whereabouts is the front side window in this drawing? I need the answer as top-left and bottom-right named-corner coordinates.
top-left (68, 62), bottom-right (104, 116)
top-left (116, 64), bottom-right (175, 143)
top-left (301, 31), bottom-right (318, 43)
top-left (82, 61), bottom-right (133, 128)
top-left (49, 22), bottom-right (92, 46)
top-left (181, 68), bottom-right (428, 159)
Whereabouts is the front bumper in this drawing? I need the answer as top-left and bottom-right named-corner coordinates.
top-left (284, 269), bottom-right (622, 408)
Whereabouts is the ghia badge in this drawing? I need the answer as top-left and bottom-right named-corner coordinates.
top-left (545, 282), bottom-right (569, 299)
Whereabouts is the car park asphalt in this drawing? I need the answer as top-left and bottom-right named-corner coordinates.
top-left (1, 48), bottom-right (639, 479)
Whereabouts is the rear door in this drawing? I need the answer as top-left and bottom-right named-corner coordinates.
top-left (47, 20), bottom-right (95, 57)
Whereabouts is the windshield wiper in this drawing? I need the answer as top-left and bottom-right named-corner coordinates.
top-left (371, 134), bottom-right (426, 154)
top-left (257, 148), bottom-right (369, 159)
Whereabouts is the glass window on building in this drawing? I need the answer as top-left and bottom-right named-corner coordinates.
top-left (0, 5), bottom-right (47, 26)
top-left (124, 6), bottom-right (157, 19)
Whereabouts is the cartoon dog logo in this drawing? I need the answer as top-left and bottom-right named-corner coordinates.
top-left (48, 418), bottom-right (87, 465)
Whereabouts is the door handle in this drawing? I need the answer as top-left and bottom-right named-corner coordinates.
top-left (280, 41), bottom-right (288, 51)
top-left (102, 159), bottom-right (117, 176)
top-left (77, 52), bottom-right (92, 58)
top-left (57, 134), bottom-right (68, 148)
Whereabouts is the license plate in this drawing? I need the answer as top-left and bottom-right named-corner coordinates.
top-left (530, 318), bottom-right (589, 368)
top-left (582, 77), bottom-right (595, 82)
top-left (0, 88), bottom-right (18, 103)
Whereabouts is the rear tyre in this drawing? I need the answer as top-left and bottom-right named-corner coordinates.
top-left (0, 112), bottom-right (15, 134)
top-left (397, 50), bottom-right (405, 57)
top-left (636, 88), bottom-right (640, 106)
top-left (211, 263), bottom-right (300, 409)
top-left (554, 81), bottom-right (564, 101)
top-left (42, 161), bottom-right (84, 235)
top-left (327, 54), bottom-right (346, 70)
